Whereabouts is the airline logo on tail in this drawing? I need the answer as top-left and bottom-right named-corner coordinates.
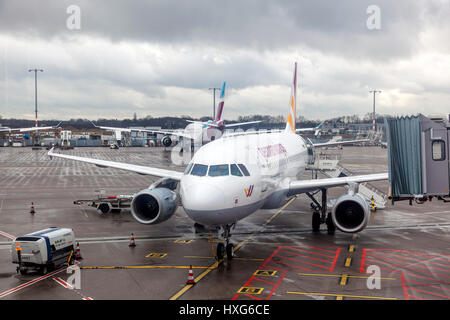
top-left (285, 62), bottom-right (297, 133)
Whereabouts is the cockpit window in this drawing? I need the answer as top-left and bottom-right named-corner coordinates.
top-left (190, 164), bottom-right (208, 176)
top-left (184, 163), bottom-right (193, 175)
top-left (230, 164), bottom-right (243, 176)
top-left (208, 164), bottom-right (229, 177)
top-left (237, 164), bottom-right (250, 176)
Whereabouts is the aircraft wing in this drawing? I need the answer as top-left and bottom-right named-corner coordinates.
top-left (47, 148), bottom-right (183, 180)
top-left (312, 139), bottom-right (370, 148)
top-left (0, 126), bottom-right (55, 133)
top-left (90, 121), bottom-right (193, 140)
top-left (135, 129), bottom-right (194, 140)
top-left (287, 173), bottom-right (388, 195)
top-left (295, 127), bottom-right (316, 132)
top-left (224, 120), bottom-right (262, 128)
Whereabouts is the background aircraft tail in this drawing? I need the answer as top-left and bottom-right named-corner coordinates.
top-left (215, 82), bottom-right (226, 122)
top-left (285, 62), bottom-right (297, 133)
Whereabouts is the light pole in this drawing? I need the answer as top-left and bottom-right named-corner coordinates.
top-left (369, 90), bottom-right (381, 133)
top-left (28, 69), bottom-right (43, 127)
top-left (209, 87), bottom-right (220, 120)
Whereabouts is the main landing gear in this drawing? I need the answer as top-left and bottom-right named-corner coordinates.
top-left (306, 188), bottom-right (336, 235)
top-left (216, 224), bottom-right (235, 261)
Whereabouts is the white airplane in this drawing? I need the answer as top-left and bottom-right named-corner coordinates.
top-left (48, 63), bottom-right (388, 260)
top-left (91, 82), bottom-right (261, 148)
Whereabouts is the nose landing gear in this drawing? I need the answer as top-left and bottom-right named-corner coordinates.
top-left (216, 224), bottom-right (235, 261)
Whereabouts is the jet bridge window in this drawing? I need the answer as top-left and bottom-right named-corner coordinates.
top-left (230, 164), bottom-right (243, 176)
top-left (432, 140), bottom-right (446, 161)
top-left (190, 164), bottom-right (208, 176)
top-left (208, 164), bottom-right (229, 177)
top-left (237, 164), bottom-right (250, 176)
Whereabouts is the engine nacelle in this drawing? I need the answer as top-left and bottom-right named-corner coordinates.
top-left (331, 193), bottom-right (370, 233)
top-left (131, 188), bottom-right (177, 225)
top-left (162, 136), bottom-right (172, 147)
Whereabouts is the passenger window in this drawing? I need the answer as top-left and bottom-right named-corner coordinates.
top-left (432, 141), bottom-right (446, 161)
top-left (237, 164), bottom-right (250, 176)
top-left (208, 164), bottom-right (229, 177)
top-left (184, 163), bottom-right (193, 175)
top-left (230, 164), bottom-right (243, 176)
top-left (191, 164), bottom-right (208, 176)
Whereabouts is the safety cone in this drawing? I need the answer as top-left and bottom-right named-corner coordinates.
top-left (186, 265), bottom-right (195, 285)
top-left (75, 242), bottom-right (83, 260)
top-left (129, 233), bottom-right (136, 247)
top-left (30, 202), bottom-right (35, 214)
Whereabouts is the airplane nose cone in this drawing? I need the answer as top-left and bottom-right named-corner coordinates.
top-left (181, 183), bottom-right (225, 224)
top-left (182, 183), bottom-right (225, 211)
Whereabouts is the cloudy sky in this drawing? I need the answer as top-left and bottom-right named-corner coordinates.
top-left (0, 0), bottom-right (449, 121)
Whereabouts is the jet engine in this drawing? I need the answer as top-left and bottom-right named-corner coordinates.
top-left (131, 188), bottom-right (177, 224)
top-left (331, 193), bottom-right (370, 233)
top-left (162, 136), bottom-right (172, 147)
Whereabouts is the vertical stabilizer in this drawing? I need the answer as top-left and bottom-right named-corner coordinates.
top-left (285, 62), bottom-right (297, 133)
top-left (215, 82), bottom-right (226, 122)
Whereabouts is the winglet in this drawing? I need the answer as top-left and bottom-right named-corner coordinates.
top-left (89, 120), bottom-right (98, 128)
top-left (285, 62), bottom-right (297, 133)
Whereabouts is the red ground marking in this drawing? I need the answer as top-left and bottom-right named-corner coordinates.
top-left (0, 231), bottom-right (15, 240)
top-left (360, 249), bottom-right (450, 300)
top-left (360, 249), bottom-right (367, 273)
top-left (233, 245), bottom-right (341, 301)
top-left (405, 279), bottom-right (450, 292)
top-left (53, 277), bottom-right (73, 289)
top-left (400, 272), bottom-right (410, 300)
top-left (377, 264), bottom-right (450, 285)
top-left (370, 250), bottom-right (450, 268)
top-left (272, 259), bottom-right (312, 271)
top-left (277, 248), bottom-right (336, 264)
top-left (281, 246), bottom-right (336, 259)
top-left (407, 287), bottom-right (450, 299)
top-left (365, 257), bottom-right (450, 279)
top-left (0, 266), bottom-right (70, 298)
top-left (252, 277), bottom-right (277, 286)
top-left (366, 253), bottom-right (450, 273)
top-left (363, 248), bottom-right (450, 261)
top-left (275, 253), bottom-right (331, 270)
top-left (408, 295), bottom-right (425, 300)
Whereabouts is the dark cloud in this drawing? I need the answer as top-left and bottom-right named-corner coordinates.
top-left (0, 1), bottom-right (435, 60)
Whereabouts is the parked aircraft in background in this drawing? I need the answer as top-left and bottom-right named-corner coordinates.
top-left (49, 63), bottom-right (386, 260)
top-left (91, 82), bottom-right (261, 148)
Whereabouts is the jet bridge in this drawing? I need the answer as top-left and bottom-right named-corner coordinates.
top-left (385, 114), bottom-right (450, 204)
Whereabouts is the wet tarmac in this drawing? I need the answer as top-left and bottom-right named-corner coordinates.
top-left (0, 146), bottom-right (448, 300)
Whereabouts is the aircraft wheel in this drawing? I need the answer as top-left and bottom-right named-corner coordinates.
top-left (216, 243), bottom-right (225, 260)
top-left (226, 243), bottom-right (234, 261)
top-left (326, 214), bottom-right (335, 235)
top-left (312, 211), bottom-right (321, 232)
